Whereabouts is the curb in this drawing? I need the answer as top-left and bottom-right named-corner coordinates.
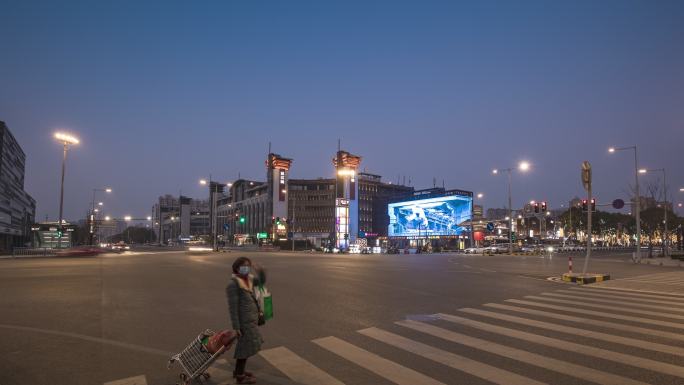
top-left (561, 273), bottom-right (611, 284)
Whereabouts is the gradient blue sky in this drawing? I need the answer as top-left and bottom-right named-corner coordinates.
top-left (2, 0), bottom-right (683, 221)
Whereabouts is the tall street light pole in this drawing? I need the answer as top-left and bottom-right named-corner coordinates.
top-left (609, 146), bottom-right (641, 262)
top-left (54, 132), bottom-right (79, 249)
top-left (493, 161), bottom-right (530, 254)
top-left (640, 168), bottom-right (668, 257)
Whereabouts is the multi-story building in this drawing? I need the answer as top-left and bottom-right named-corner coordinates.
top-left (486, 208), bottom-right (508, 220)
top-left (152, 195), bottom-right (210, 244)
top-left (0, 121), bottom-right (36, 251)
top-left (213, 153), bottom-right (414, 248)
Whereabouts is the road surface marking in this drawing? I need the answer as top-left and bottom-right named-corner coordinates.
top-left (505, 298), bottom-right (684, 330)
top-left (459, 307), bottom-right (684, 356)
top-left (396, 320), bottom-right (648, 385)
top-left (260, 346), bottom-right (346, 385)
top-left (0, 324), bottom-right (171, 356)
top-left (436, 312), bottom-right (684, 378)
top-left (525, 295), bottom-right (684, 321)
top-left (312, 336), bottom-right (446, 385)
top-left (485, 303), bottom-right (684, 342)
top-left (103, 375), bottom-right (147, 385)
top-left (571, 286), bottom-right (684, 301)
top-left (358, 327), bottom-right (546, 385)
top-left (540, 292), bottom-right (684, 313)
top-left (557, 289), bottom-right (684, 307)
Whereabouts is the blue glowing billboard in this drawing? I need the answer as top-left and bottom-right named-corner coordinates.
top-left (388, 194), bottom-right (472, 237)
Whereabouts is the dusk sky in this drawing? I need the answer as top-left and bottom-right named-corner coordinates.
top-left (2, 0), bottom-right (683, 222)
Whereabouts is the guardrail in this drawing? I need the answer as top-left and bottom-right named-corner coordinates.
top-left (10, 247), bottom-right (57, 257)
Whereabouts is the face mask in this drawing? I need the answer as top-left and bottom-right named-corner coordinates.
top-left (239, 266), bottom-right (250, 276)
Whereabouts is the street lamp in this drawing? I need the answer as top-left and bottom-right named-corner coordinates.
top-left (640, 168), bottom-right (669, 256)
top-left (492, 161), bottom-right (531, 254)
top-left (609, 145), bottom-right (641, 262)
top-left (124, 216), bottom-right (132, 221)
top-left (54, 132), bottom-right (79, 248)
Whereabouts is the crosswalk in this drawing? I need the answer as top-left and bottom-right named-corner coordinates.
top-left (255, 273), bottom-right (684, 385)
top-left (105, 271), bottom-right (684, 385)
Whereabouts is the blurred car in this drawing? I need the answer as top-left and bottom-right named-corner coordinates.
top-left (55, 246), bottom-right (103, 257)
top-left (465, 247), bottom-right (485, 254)
top-left (111, 242), bottom-right (130, 251)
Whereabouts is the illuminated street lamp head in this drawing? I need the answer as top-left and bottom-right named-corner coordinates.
top-left (104, 216), bottom-right (111, 221)
top-left (146, 216), bottom-right (152, 221)
top-left (639, 169), bottom-right (647, 174)
top-left (518, 161), bottom-right (530, 172)
top-left (124, 216), bottom-right (132, 221)
top-left (98, 202), bottom-right (103, 206)
top-left (678, 203), bottom-right (683, 208)
top-left (94, 209), bottom-right (99, 213)
top-left (105, 188), bottom-right (112, 193)
top-left (492, 169), bottom-right (498, 175)
top-left (608, 147), bottom-right (616, 153)
top-left (199, 179), bottom-right (208, 185)
top-left (281, 189), bottom-right (287, 194)
top-left (227, 182), bottom-right (233, 187)
top-left (476, 193), bottom-right (484, 199)
top-left (530, 200), bottom-right (536, 205)
top-left (504, 216), bottom-right (510, 221)
top-left (54, 132), bottom-right (80, 145)
top-left (679, 188), bottom-right (684, 192)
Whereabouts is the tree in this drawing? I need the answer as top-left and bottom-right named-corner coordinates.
top-left (109, 227), bottom-right (156, 244)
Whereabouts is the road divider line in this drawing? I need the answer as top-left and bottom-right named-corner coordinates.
top-left (525, 295), bottom-right (684, 321)
top-left (358, 327), bottom-right (546, 385)
top-left (436, 313), bottom-right (684, 379)
top-left (312, 336), bottom-right (446, 385)
top-left (557, 289), bottom-right (684, 307)
top-left (259, 346), bottom-right (346, 385)
top-left (396, 320), bottom-right (648, 385)
top-left (459, 307), bottom-right (684, 356)
top-left (485, 303), bottom-right (684, 342)
top-left (540, 292), bottom-right (684, 313)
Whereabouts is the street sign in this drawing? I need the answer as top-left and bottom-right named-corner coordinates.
top-left (223, 223), bottom-right (230, 230)
top-left (486, 222), bottom-right (495, 232)
top-left (581, 161), bottom-right (592, 191)
top-left (612, 199), bottom-right (625, 210)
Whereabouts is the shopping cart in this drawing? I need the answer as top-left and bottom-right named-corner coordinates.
top-left (168, 329), bottom-right (236, 385)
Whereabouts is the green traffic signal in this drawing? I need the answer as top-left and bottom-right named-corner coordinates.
top-left (239, 216), bottom-right (246, 224)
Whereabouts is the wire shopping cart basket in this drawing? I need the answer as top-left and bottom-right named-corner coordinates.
top-left (168, 329), bottom-right (235, 385)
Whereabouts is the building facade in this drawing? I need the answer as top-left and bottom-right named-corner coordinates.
top-left (152, 195), bottom-right (210, 244)
top-left (0, 121), bottom-right (36, 251)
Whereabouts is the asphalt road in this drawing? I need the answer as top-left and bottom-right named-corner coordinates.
top-left (1, 250), bottom-right (683, 385)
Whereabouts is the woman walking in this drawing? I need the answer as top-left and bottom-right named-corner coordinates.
top-left (226, 256), bottom-right (263, 384)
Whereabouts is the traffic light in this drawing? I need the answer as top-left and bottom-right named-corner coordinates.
top-left (591, 198), bottom-right (596, 212)
top-left (276, 217), bottom-right (281, 225)
top-left (271, 216), bottom-right (275, 224)
top-left (582, 199), bottom-right (588, 212)
top-left (57, 230), bottom-right (63, 238)
top-left (239, 216), bottom-right (246, 224)
top-left (534, 202), bottom-right (540, 213)
top-left (541, 201), bottom-right (547, 212)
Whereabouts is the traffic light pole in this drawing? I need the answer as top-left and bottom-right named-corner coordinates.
top-left (583, 183), bottom-right (592, 275)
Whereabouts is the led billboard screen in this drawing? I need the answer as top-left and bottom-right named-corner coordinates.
top-left (388, 194), bottom-right (472, 237)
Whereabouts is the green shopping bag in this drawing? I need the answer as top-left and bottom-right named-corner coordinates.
top-left (256, 286), bottom-right (273, 321)
top-left (263, 291), bottom-right (273, 320)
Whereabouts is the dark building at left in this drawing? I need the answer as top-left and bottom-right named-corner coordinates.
top-left (0, 121), bottom-right (36, 251)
